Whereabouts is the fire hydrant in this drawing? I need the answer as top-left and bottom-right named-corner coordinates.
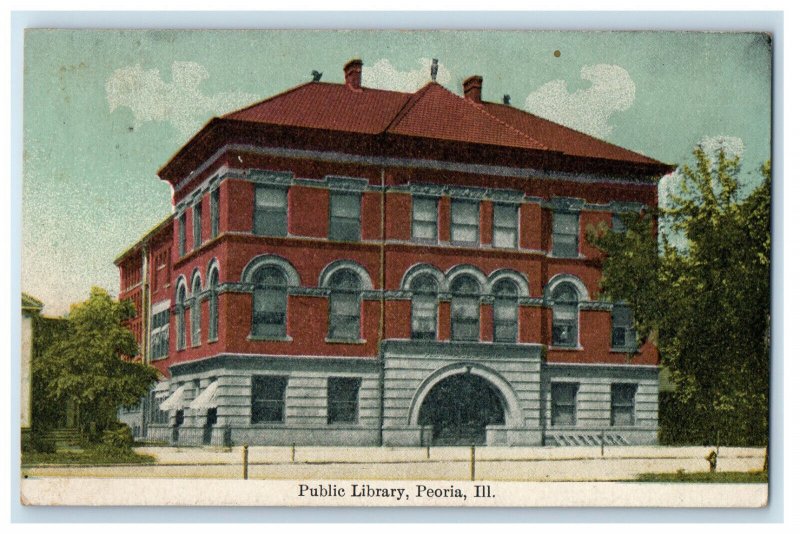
top-left (705, 450), bottom-right (717, 473)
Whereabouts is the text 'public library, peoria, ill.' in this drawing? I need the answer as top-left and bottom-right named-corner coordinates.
top-left (116, 59), bottom-right (674, 447)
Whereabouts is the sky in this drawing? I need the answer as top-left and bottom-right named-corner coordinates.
top-left (21, 30), bottom-right (772, 315)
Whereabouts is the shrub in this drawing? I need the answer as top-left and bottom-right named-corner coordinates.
top-left (100, 424), bottom-right (134, 450)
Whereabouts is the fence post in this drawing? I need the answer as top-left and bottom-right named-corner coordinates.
top-left (601, 429), bottom-right (605, 457)
top-left (291, 442), bottom-right (296, 463)
top-left (470, 445), bottom-right (476, 481)
top-left (242, 444), bottom-right (249, 480)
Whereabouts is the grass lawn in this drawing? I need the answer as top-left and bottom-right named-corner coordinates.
top-left (22, 446), bottom-right (156, 466)
top-left (636, 471), bottom-right (768, 483)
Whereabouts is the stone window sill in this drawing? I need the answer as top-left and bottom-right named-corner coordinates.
top-left (248, 335), bottom-right (293, 342)
top-left (325, 338), bottom-right (367, 344)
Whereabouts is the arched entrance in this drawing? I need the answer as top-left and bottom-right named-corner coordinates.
top-left (418, 373), bottom-right (505, 445)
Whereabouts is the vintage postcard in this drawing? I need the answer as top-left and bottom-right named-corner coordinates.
top-left (19, 28), bottom-right (772, 508)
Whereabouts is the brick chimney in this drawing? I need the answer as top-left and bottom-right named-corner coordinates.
top-left (463, 75), bottom-right (483, 103)
top-left (344, 59), bottom-right (363, 90)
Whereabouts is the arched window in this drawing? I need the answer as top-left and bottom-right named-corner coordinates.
top-left (252, 267), bottom-right (288, 338)
top-left (411, 274), bottom-right (438, 340)
top-left (552, 283), bottom-right (579, 347)
top-left (176, 284), bottom-right (187, 350)
top-left (328, 269), bottom-right (362, 340)
top-left (208, 269), bottom-right (219, 341)
top-left (493, 279), bottom-right (518, 343)
top-left (451, 275), bottom-right (480, 341)
top-left (190, 276), bottom-right (202, 346)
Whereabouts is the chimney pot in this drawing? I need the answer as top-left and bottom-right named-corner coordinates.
top-left (463, 75), bottom-right (483, 103)
top-left (344, 59), bottom-right (363, 90)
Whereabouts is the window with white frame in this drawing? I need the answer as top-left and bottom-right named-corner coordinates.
top-left (612, 212), bottom-right (626, 233)
top-left (493, 279), bottom-right (518, 343)
top-left (327, 377), bottom-right (361, 424)
top-left (551, 283), bottom-right (579, 347)
top-left (493, 203), bottom-right (518, 248)
top-left (193, 201), bottom-right (203, 249)
top-left (208, 269), bottom-right (219, 341)
top-left (190, 276), bottom-right (202, 346)
top-left (411, 275), bottom-right (438, 340)
top-left (611, 383), bottom-right (637, 426)
top-left (210, 188), bottom-right (220, 238)
top-left (450, 275), bottom-right (481, 341)
top-left (252, 266), bottom-right (288, 338)
top-left (551, 382), bottom-right (578, 426)
top-left (450, 199), bottom-right (479, 244)
top-left (329, 192), bottom-right (361, 242)
top-left (412, 196), bottom-right (438, 241)
top-left (150, 304), bottom-right (171, 360)
top-left (611, 305), bottom-right (636, 350)
top-left (328, 269), bottom-right (362, 340)
top-left (552, 211), bottom-right (580, 257)
top-left (251, 375), bottom-right (288, 424)
top-left (254, 186), bottom-right (288, 236)
top-left (178, 212), bottom-right (187, 257)
top-left (175, 285), bottom-right (186, 350)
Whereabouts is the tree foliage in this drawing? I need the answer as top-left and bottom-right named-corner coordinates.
top-left (32, 287), bottom-right (159, 439)
top-left (589, 148), bottom-right (770, 446)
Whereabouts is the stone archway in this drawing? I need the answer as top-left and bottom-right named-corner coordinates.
top-left (417, 372), bottom-right (506, 446)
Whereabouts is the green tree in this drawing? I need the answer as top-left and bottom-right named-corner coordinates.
top-left (32, 287), bottom-right (159, 440)
top-left (589, 148), bottom-right (770, 446)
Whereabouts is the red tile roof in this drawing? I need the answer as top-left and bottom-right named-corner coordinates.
top-left (223, 80), bottom-right (666, 168)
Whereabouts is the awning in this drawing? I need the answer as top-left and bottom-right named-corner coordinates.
top-left (159, 384), bottom-right (187, 411)
top-left (189, 381), bottom-right (219, 410)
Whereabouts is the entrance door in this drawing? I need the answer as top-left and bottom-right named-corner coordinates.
top-left (418, 373), bottom-right (505, 446)
top-left (202, 408), bottom-right (217, 445)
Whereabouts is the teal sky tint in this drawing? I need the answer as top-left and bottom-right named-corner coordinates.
top-left (22, 30), bottom-right (772, 314)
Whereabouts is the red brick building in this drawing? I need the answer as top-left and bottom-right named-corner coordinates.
top-left (116, 59), bottom-right (673, 446)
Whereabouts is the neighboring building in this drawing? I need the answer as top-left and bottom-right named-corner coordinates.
top-left (116, 59), bottom-right (674, 447)
top-left (21, 293), bottom-right (44, 445)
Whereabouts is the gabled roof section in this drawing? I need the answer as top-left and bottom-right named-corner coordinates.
top-left (482, 101), bottom-right (662, 166)
top-left (385, 83), bottom-right (548, 150)
top-left (225, 82), bottom-right (412, 135)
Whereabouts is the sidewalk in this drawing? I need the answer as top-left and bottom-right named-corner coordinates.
top-left (22, 445), bottom-right (767, 481)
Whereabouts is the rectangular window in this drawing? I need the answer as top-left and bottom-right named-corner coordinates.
top-left (451, 295), bottom-right (480, 341)
top-left (450, 199), bottom-right (479, 244)
top-left (328, 292), bottom-right (360, 340)
top-left (329, 192), bottom-right (361, 242)
top-left (612, 213), bottom-right (626, 233)
top-left (254, 186), bottom-right (288, 236)
top-left (178, 213), bottom-right (187, 257)
top-left (411, 294), bottom-right (437, 340)
top-left (148, 390), bottom-right (169, 425)
top-left (253, 284), bottom-right (287, 338)
top-left (412, 196), bottom-right (438, 241)
top-left (551, 383), bottom-right (578, 426)
top-left (493, 299), bottom-right (518, 343)
top-left (611, 384), bottom-right (637, 426)
top-left (327, 377), bottom-right (361, 424)
top-left (612, 305), bottom-right (636, 350)
top-left (552, 211), bottom-right (580, 257)
top-left (150, 309), bottom-right (170, 361)
top-left (210, 188), bottom-right (220, 238)
top-left (493, 203), bottom-right (518, 248)
top-left (251, 376), bottom-right (288, 424)
top-left (192, 201), bottom-right (203, 249)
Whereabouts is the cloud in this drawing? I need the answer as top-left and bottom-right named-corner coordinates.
top-left (105, 61), bottom-right (258, 136)
top-left (524, 64), bottom-right (635, 139)
top-left (362, 58), bottom-right (451, 92)
top-left (658, 135), bottom-right (747, 211)
top-left (698, 135), bottom-right (745, 159)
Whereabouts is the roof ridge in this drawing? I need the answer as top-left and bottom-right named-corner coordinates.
top-left (485, 101), bottom-right (659, 164)
top-left (224, 81), bottom-right (318, 118)
top-left (382, 82), bottom-right (436, 133)
top-left (462, 97), bottom-right (550, 151)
